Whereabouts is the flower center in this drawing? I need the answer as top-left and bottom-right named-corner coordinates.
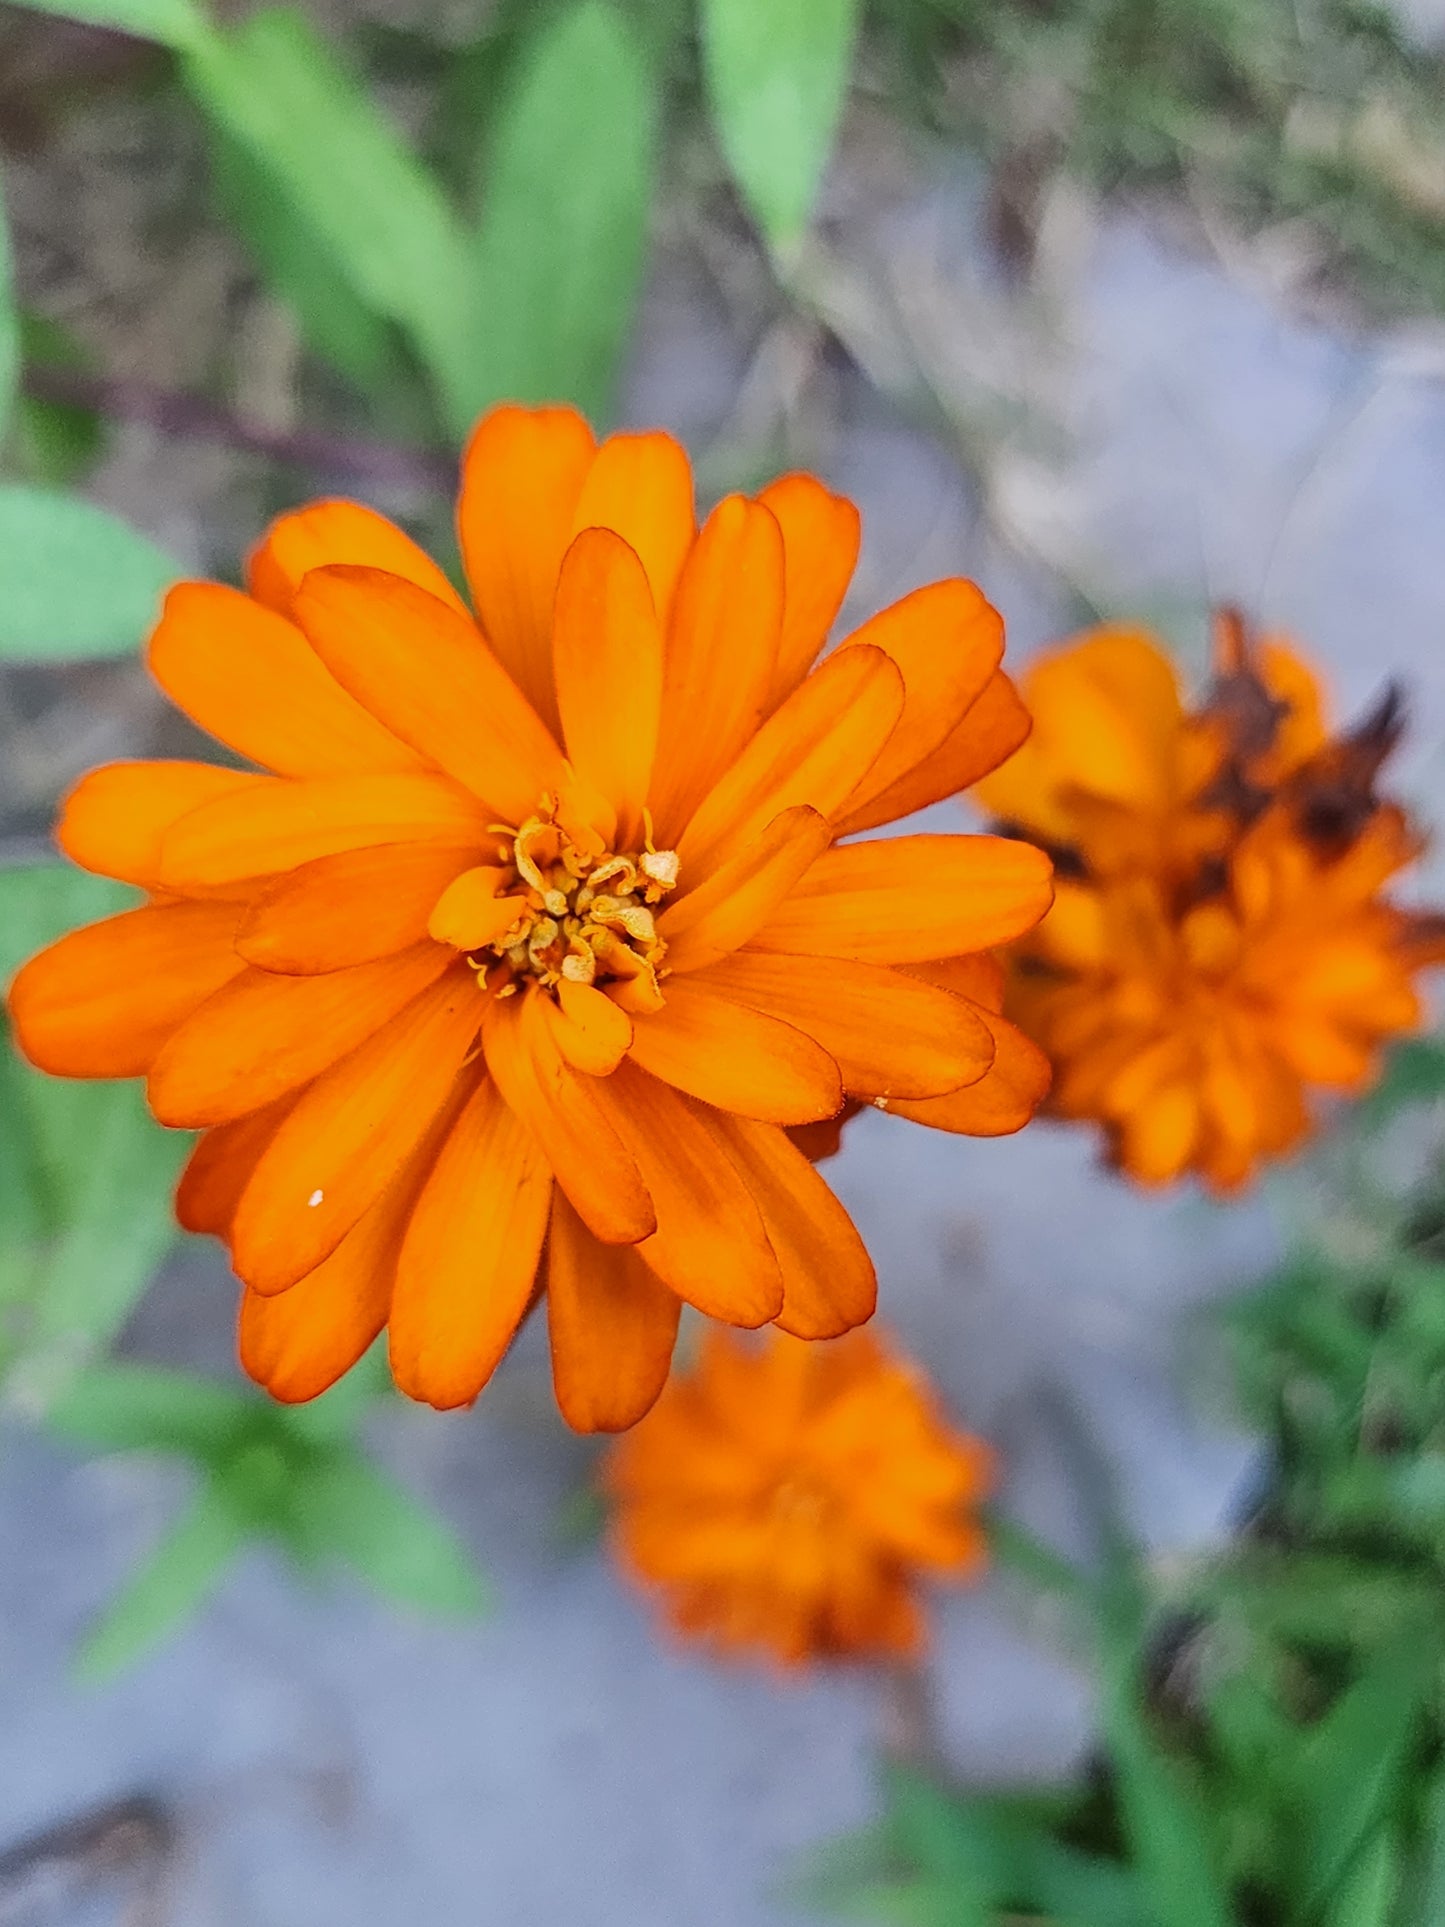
top-left (768, 1473), bottom-right (831, 1527)
top-left (480, 798), bottom-right (680, 1001)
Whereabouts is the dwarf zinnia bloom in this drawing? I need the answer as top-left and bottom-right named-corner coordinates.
top-left (978, 612), bottom-right (1445, 1191)
top-left (603, 1326), bottom-right (993, 1663)
top-left (7, 405), bottom-right (1054, 1429)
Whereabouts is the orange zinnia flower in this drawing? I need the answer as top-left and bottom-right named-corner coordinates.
top-left (980, 613), bottom-right (1445, 1191)
top-left (602, 1326), bottom-right (993, 1664)
top-left (7, 405), bottom-right (1054, 1430)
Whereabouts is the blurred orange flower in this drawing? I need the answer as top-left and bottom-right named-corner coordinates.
top-left (980, 614), bottom-right (1445, 1191)
top-left (7, 404), bottom-right (1053, 1430)
top-left (603, 1326), bottom-right (993, 1664)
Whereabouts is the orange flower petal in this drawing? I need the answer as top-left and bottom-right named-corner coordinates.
top-left (1118, 1080), bottom-right (1201, 1184)
top-left (456, 402), bottom-right (596, 726)
top-left (886, 977), bottom-right (1051, 1136)
top-left (427, 867), bottom-right (522, 949)
top-left (674, 643), bottom-right (905, 880)
top-left (294, 565), bottom-right (565, 822)
top-left (481, 987), bottom-right (656, 1245)
top-left (58, 761), bottom-right (264, 887)
top-left (834, 581), bottom-right (1003, 821)
top-left (906, 952), bottom-right (1006, 1009)
top-left (838, 669), bottom-right (1031, 835)
top-left (175, 1097), bottom-right (296, 1237)
top-left (389, 1076), bottom-right (553, 1409)
top-left (157, 771), bottom-right (485, 891)
top-left (706, 1113), bottom-right (876, 1338)
top-left (974, 626), bottom-right (1184, 838)
top-left (694, 951), bottom-right (995, 1100)
top-left (8, 901), bottom-right (246, 1079)
top-left (648, 496), bottom-right (785, 841)
top-left (749, 834), bottom-right (1054, 963)
top-left (237, 841), bottom-right (481, 974)
top-left (148, 942), bottom-right (453, 1127)
top-left (546, 1191), bottom-right (680, 1432)
top-left (239, 1144), bottom-right (427, 1401)
top-left (546, 978), bottom-right (634, 1075)
top-left (590, 1063), bottom-right (784, 1325)
top-left (231, 965), bottom-right (480, 1294)
top-left (658, 805), bottom-right (831, 974)
top-left (246, 498), bottom-right (468, 620)
top-left (567, 428), bottom-right (695, 622)
top-left (148, 581), bottom-right (422, 778)
top-left (758, 472), bottom-right (860, 710)
top-left (628, 978), bottom-right (843, 1124)
top-left (553, 528), bottom-right (663, 842)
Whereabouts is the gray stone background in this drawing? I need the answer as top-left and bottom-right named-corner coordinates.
top-left (3, 17), bottom-right (1445, 1921)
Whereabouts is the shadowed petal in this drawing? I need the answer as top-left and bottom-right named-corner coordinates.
top-left (247, 498), bottom-right (468, 619)
top-left (547, 1192), bottom-right (680, 1433)
top-left (149, 581), bottom-right (422, 777)
top-left (9, 901), bottom-right (246, 1079)
top-left (390, 1076), bottom-right (553, 1409)
top-left (749, 835), bottom-right (1054, 963)
top-left (457, 403), bottom-right (596, 726)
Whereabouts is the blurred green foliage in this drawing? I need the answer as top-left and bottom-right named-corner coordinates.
top-left (0, 867), bottom-right (188, 1406)
top-left (701, 0), bottom-right (861, 259)
top-left (802, 1039), bottom-right (1445, 1926)
top-left (48, 1354), bottom-right (489, 1676)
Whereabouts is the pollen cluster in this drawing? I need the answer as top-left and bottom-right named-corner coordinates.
top-left (482, 800), bottom-right (680, 1009)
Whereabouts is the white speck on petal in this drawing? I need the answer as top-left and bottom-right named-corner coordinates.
top-left (307, 1189), bottom-right (324, 1208)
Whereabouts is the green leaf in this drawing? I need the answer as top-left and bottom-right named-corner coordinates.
top-left (76, 1481), bottom-right (245, 1680)
top-left (0, 0), bottom-right (203, 49)
top-left (462, 0), bottom-right (658, 424)
top-left (1324, 1827), bottom-right (1400, 1927)
top-left (1416, 1772), bottom-right (1445, 1927)
top-left (701, 0), bottom-right (861, 257)
top-left (181, 8), bottom-right (475, 428)
top-left (288, 1451), bottom-right (489, 1615)
top-left (1096, 1615), bottom-right (1234, 1927)
top-left (0, 487), bottom-right (177, 661)
top-left (1357, 1034), bottom-right (1445, 1126)
top-left (207, 129), bottom-right (396, 394)
top-left (1289, 1640), bottom-right (1433, 1920)
top-left (0, 175), bottom-right (18, 442)
top-left (47, 1363), bottom-right (251, 1457)
top-left (9, 1079), bottom-right (189, 1402)
top-left (1, 869), bottom-right (189, 1400)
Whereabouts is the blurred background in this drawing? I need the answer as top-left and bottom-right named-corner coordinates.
top-left (2, 0), bottom-right (1444, 1919)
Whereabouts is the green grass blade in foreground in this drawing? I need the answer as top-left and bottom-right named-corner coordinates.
top-left (181, 7), bottom-right (475, 425)
top-left (1287, 1639), bottom-right (1434, 1922)
top-left (0, 173), bottom-right (18, 441)
top-left (1098, 1656), bottom-right (1236, 1927)
top-left (463, 0), bottom-right (657, 426)
top-left (287, 1451), bottom-right (490, 1616)
top-left (1323, 1827), bottom-right (1401, 1927)
top-left (0, 0), bottom-right (202, 48)
top-left (701, 0), bottom-right (860, 259)
top-left (76, 1479), bottom-right (247, 1680)
top-left (1095, 1553), bottom-right (1236, 1927)
top-left (0, 488), bottom-right (177, 660)
top-left (1414, 1772), bottom-right (1445, 1927)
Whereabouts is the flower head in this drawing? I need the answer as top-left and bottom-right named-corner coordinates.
top-left (980, 614), bottom-right (1445, 1191)
top-left (7, 405), bottom-right (1053, 1429)
top-left (602, 1326), bottom-right (993, 1664)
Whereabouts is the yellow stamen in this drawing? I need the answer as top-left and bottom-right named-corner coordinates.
top-left (467, 796), bottom-right (680, 1000)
